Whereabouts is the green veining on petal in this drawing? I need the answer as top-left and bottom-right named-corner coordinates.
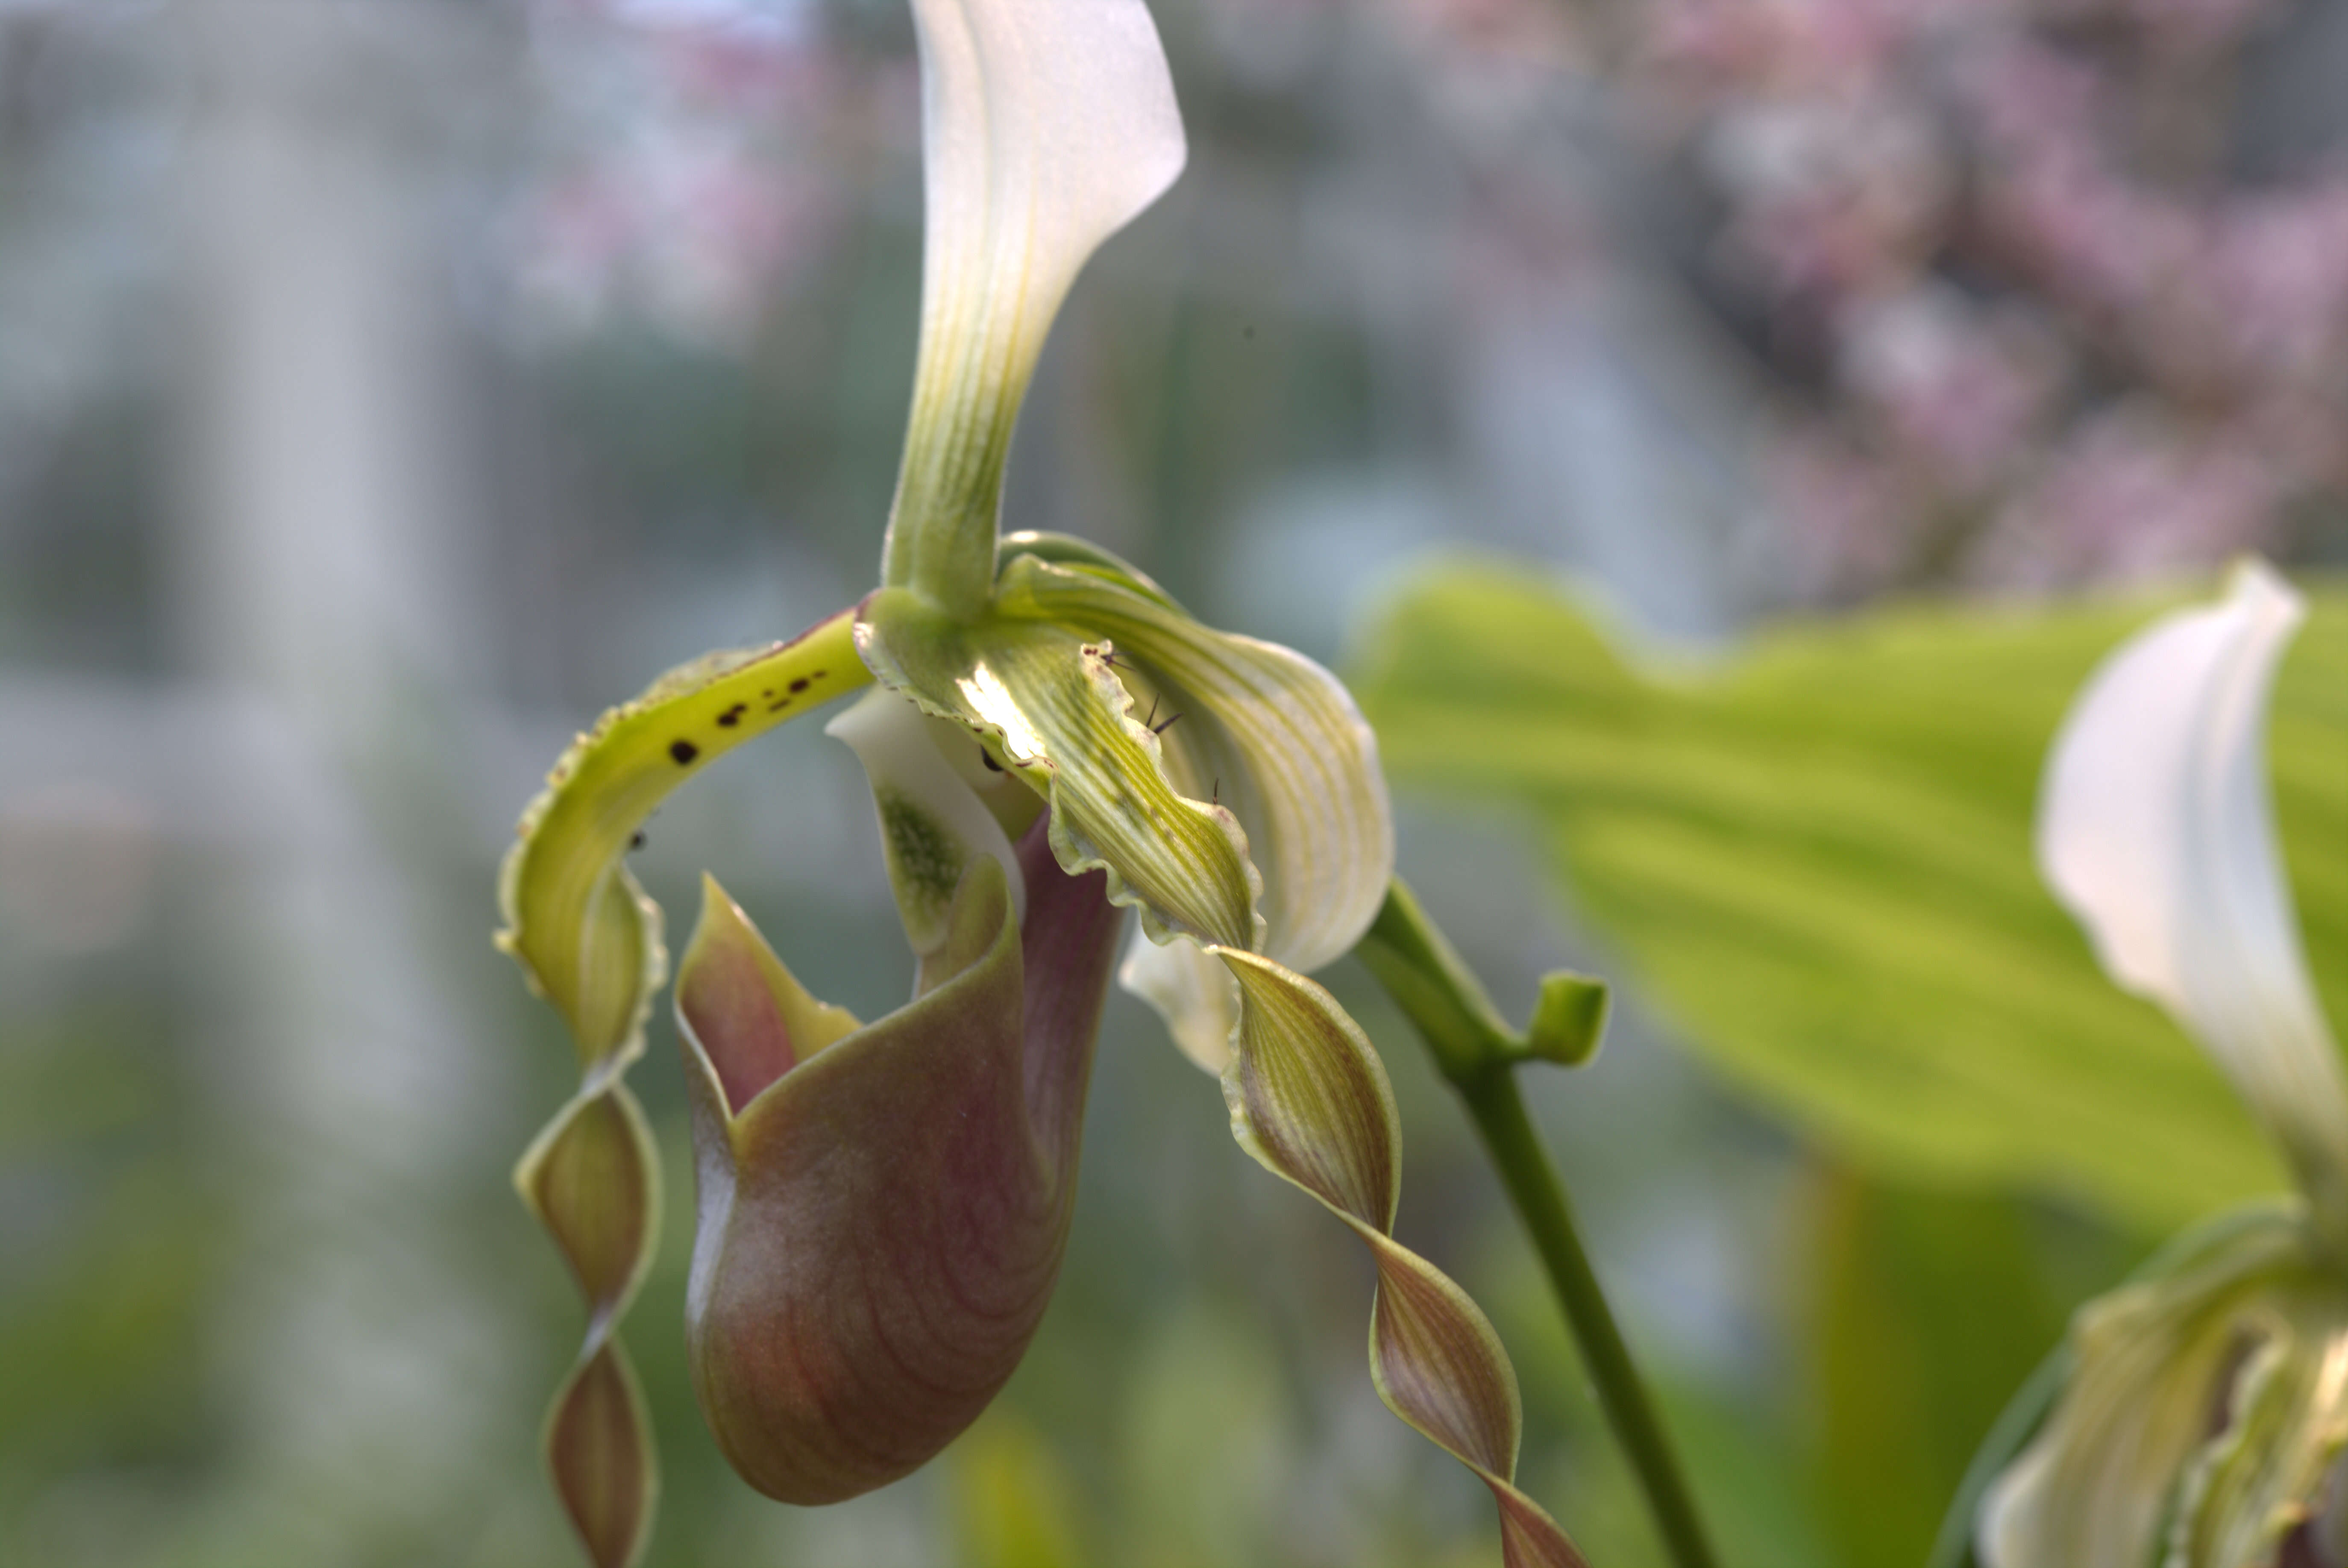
top-left (995, 552), bottom-right (1393, 972)
top-left (1212, 945), bottom-right (1589, 1568)
top-left (857, 587), bottom-right (1261, 952)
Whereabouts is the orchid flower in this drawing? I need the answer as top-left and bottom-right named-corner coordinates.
top-left (1980, 561), bottom-right (2348, 1568)
top-left (496, 1), bottom-right (1585, 1564)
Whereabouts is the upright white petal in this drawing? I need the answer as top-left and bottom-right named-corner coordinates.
top-left (2038, 560), bottom-right (2348, 1236)
top-left (885, 0), bottom-right (1186, 605)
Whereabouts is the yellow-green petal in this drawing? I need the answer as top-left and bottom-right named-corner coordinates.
top-left (498, 605), bottom-right (869, 1568)
top-left (498, 608), bottom-right (870, 1072)
top-left (858, 592), bottom-right (1261, 952)
top-left (997, 551), bottom-right (1394, 975)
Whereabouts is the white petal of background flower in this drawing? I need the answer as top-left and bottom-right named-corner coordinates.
top-left (2038, 560), bottom-right (2348, 1236)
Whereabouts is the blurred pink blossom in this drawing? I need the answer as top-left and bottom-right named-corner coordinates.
top-left (508, 0), bottom-right (865, 345)
top-left (1615, 0), bottom-right (2348, 594)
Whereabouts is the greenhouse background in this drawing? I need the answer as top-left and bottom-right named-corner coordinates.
top-left (2, 0), bottom-right (2344, 1563)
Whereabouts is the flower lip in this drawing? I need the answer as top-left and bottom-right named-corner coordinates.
top-left (673, 821), bottom-right (1121, 1505)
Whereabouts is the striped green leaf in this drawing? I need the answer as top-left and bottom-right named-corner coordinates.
top-left (1352, 567), bottom-right (2348, 1231)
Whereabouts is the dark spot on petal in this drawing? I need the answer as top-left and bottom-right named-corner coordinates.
top-left (670, 739), bottom-right (699, 765)
top-left (789, 677), bottom-right (811, 693)
top-left (813, 669), bottom-right (828, 678)
top-left (717, 702), bottom-right (745, 728)
top-left (629, 829), bottom-right (646, 852)
top-left (767, 697), bottom-right (791, 713)
top-left (981, 751), bottom-right (1004, 772)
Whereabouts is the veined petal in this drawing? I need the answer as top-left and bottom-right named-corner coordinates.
top-left (498, 608), bottom-right (871, 1072)
top-left (828, 687), bottom-right (1029, 957)
top-left (997, 550), bottom-right (1394, 974)
top-left (1977, 1203), bottom-right (2339, 1568)
top-left (1212, 945), bottom-right (1589, 1568)
top-left (991, 546), bottom-right (1391, 1068)
top-left (2039, 561), bottom-right (2348, 1239)
top-left (882, 0), bottom-right (1186, 614)
top-left (677, 826), bottom-right (1120, 1504)
top-left (516, 1082), bottom-right (662, 1568)
top-left (546, 1340), bottom-right (657, 1568)
top-left (857, 593), bottom-right (1263, 953)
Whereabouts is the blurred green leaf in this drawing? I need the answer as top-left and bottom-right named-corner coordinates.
top-left (950, 1410), bottom-right (1089, 1568)
top-left (0, 1006), bottom-right (218, 1469)
top-left (1803, 1166), bottom-right (2068, 1568)
top-left (1352, 566), bottom-right (2348, 1232)
top-left (1117, 1307), bottom-right (1292, 1568)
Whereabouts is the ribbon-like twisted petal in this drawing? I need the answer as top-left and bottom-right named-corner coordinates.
top-left (1216, 949), bottom-right (1590, 1568)
top-left (497, 610), bottom-right (872, 1567)
top-left (858, 588), bottom-right (1583, 1566)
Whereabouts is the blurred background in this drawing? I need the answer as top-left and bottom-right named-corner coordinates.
top-left (3, 0), bottom-right (2344, 1564)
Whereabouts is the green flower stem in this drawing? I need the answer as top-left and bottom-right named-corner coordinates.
top-left (1359, 882), bottom-right (1720, 1568)
top-left (1455, 1067), bottom-right (1718, 1568)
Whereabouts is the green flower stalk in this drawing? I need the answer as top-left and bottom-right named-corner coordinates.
top-left (496, 0), bottom-right (1586, 1563)
top-left (1980, 561), bottom-right (2348, 1568)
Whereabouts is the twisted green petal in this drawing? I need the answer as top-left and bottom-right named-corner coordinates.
top-left (497, 608), bottom-right (871, 1567)
top-left (1215, 949), bottom-right (1588, 1568)
top-left (860, 587), bottom-right (1582, 1564)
